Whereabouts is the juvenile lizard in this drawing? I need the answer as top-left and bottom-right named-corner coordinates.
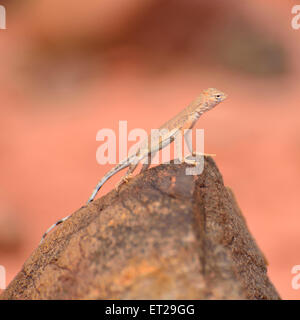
top-left (40, 88), bottom-right (227, 242)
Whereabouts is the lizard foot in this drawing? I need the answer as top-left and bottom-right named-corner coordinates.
top-left (115, 174), bottom-right (133, 191)
top-left (192, 152), bottom-right (216, 157)
top-left (183, 152), bottom-right (215, 166)
top-left (182, 157), bottom-right (198, 166)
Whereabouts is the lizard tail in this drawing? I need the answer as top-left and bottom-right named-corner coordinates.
top-left (40, 157), bottom-right (133, 244)
top-left (40, 215), bottom-right (71, 244)
top-left (86, 157), bottom-right (133, 203)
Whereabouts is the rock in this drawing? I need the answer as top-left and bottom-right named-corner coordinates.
top-left (0, 157), bottom-right (280, 299)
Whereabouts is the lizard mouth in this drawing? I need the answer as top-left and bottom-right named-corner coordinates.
top-left (220, 92), bottom-right (228, 101)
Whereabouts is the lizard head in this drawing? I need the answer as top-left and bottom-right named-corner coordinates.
top-left (205, 87), bottom-right (227, 103)
top-left (199, 88), bottom-right (227, 113)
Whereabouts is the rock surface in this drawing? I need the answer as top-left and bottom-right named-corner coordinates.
top-left (0, 158), bottom-right (280, 299)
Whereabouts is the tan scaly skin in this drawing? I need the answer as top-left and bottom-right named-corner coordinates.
top-left (40, 88), bottom-right (227, 243)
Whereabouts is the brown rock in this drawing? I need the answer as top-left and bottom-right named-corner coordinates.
top-left (0, 158), bottom-right (280, 299)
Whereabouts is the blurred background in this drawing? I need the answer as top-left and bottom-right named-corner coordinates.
top-left (0, 0), bottom-right (299, 299)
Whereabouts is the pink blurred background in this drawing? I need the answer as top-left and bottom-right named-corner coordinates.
top-left (0, 0), bottom-right (299, 299)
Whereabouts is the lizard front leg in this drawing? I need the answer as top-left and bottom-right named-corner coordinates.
top-left (183, 129), bottom-right (215, 165)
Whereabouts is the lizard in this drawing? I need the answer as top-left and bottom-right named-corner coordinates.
top-left (40, 88), bottom-right (227, 243)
